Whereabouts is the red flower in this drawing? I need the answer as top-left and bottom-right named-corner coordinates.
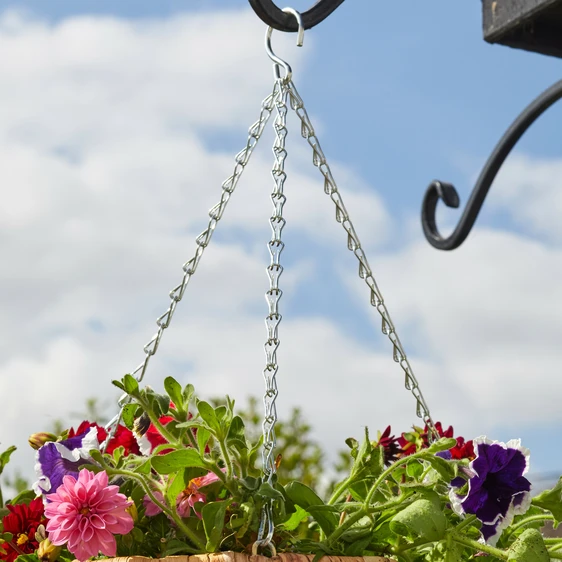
top-left (68, 420), bottom-right (108, 443)
top-left (397, 421), bottom-right (474, 460)
top-left (450, 436), bottom-right (475, 460)
top-left (0, 498), bottom-right (46, 562)
top-left (375, 426), bottom-right (402, 465)
top-left (68, 421), bottom-right (140, 456)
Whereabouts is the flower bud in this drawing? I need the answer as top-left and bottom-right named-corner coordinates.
top-left (37, 539), bottom-right (62, 562)
top-left (28, 433), bottom-right (57, 450)
top-left (126, 498), bottom-right (138, 522)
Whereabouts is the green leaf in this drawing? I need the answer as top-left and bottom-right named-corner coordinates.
top-left (197, 401), bottom-right (219, 432)
top-left (112, 379), bottom-right (126, 392)
top-left (0, 446), bottom-right (16, 474)
top-left (163, 538), bottom-right (199, 556)
top-left (227, 416), bottom-right (245, 443)
top-left (164, 376), bottom-right (184, 411)
top-left (390, 498), bottom-right (447, 542)
top-left (420, 453), bottom-right (456, 482)
top-left (166, 468), bottom-right (188, 507)
top-left (406, 460), bottom-right (424, 480)
top-left (151, 449), bottom-right (206, 474)
top-left (197, 427), bottom-right (211, 457)
top-left (7, 489), bottom-right (36, 506)
top-left (201, 500), bottom-right (230, 552)
top-left (507, 529), bottom-right (550, 562)
top-left (257, 482), bottom-right (285, 501)
top-left (427, 437), bottom-right (457, 454)
top-left (182, 383), bottom-right (195, 407)
top-left (137, 459), bottom-right (152, 475)
top-left (123, 374), bottom-right (140, 396)
top-left (427, 536), bottom-right (464, 562)
top-left (281, 505), bottom-right (310, 531)
top-left (122, 403), bottom-right (138, 430)
top-left (533, 477), bottom-right (562, 524)
top-left (14, 553), bottom-right (40, 562)
top-left (285, 481), bottom-right (338, 536)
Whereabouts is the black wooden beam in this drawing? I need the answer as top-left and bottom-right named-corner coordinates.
top-left (483, 0), bottom-right (562, 58)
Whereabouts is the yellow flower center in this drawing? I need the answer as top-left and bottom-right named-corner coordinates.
top-left (16, 534), bottom-right (29, 546)
top-left (79, 507), bottom-right (90, 516)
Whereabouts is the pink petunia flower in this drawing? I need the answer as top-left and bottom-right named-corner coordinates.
top-left (143, 491), bottom-right (165, 517)
top-left (45, 469), bottom-right (134, 562)
top-left (176, 471), bottom-right (221, 519)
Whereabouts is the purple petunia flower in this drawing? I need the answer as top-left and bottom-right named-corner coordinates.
top-left (449, 436), bottom-right (531, 545)
top-left (33, 427), bottom-right (99, 496)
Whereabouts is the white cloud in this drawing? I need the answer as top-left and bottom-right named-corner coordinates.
top-left (488, 153), bottom-right (562, 241)
top-left (0, 8), bottom-right (390, 485)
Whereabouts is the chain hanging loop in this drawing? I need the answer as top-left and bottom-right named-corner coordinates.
top-left (285, 79), bottom-right (438, 440)
top-left (103, 86), bottom-right (278, 446)
top-left (255, 9), bottom-right (302, 554)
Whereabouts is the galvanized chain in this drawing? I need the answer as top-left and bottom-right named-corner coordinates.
top-left (255, 78), bottom-right (289, 554)
top-left (103, 86), bottom-right (278, 443)
top-left (286, 80), bottom-right (438, 440)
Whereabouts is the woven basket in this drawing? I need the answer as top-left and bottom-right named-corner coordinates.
top-left (104, 553), bottom-right (394, 562)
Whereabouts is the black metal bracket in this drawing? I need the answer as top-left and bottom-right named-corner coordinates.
top-left (421, 79), bottom-right (562, 250)
top-left (483, 0), bottom-right (562, 59)
top-left (248, 0), bottom-right (345, 31)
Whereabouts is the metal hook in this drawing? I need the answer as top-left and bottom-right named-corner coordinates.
top-left (421, 79), bottom-right (562, 250)
top-left (249, 0), bottom-right (345, 32)
top-left (265, 8), bottom-right (304, 82)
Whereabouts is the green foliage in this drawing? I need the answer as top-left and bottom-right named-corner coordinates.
top-left (3, 376), bottom-right (560, 562)
top-left (533, 476), bottom-right (562, 525)
top-left (507, 529), bottom-right (550, 561)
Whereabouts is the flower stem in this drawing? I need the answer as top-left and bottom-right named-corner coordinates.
top-left (218, 439), bottom-right (233, 479)
top-left (328, 476), bottom-right (354, 505)
top-left (503, 513), bottom-right (553, 537)
top-left (141, 401), bottom-right (178, 446)
top-left (451, 534), bottom-right (508, 560)
top-left (110, 468), bottom-right (205, 551)
top-left (454, 514), bottom-right (477, 532)
top-left (364, 451), bottom-right (426, 506)
top-left (325, 509), bottom-right (367, 546)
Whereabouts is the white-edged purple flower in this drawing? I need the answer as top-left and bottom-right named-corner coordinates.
top-left (449, 436), bottom-right (531, 545)
top-left (33, 427), bottom-right (99, 496)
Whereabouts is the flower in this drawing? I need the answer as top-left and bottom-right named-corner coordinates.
top-left (33, 427), bottom-right (99, 496)
top-left (0, 498), bottom-right (46, 562)
top-left (143, 491), bottom-right (165, 517)
top-left (69, 421), bottom-right (140, 456)
top-left (374, 426), bottom-right (401, 465)
top-left (449, 436), bottom-right (532, 545)
top-left (397, 422), bottom-right (474, 460)
top-left (176, 471), bottom-right (221, 518)
top-left (134, 413), bottom-right (175, 455)
top-left (45, 469), bottom-right (134, 562)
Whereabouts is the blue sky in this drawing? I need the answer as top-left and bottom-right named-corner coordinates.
top-left (1, 0), bottom-right (562, 491)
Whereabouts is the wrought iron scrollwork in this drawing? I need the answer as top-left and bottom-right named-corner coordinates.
top-left (422, 79), bottom-right (562, 250)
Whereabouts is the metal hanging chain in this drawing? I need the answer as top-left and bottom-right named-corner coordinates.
top-left (103, 86), bottom-right (278, 441)
top-left (255, 78), bottom-right (289, 555)
top-left (286, 79), bottom-right (438, 439)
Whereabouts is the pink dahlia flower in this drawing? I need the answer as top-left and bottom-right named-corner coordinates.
top-left (45, 469), bottom-right (134, 562)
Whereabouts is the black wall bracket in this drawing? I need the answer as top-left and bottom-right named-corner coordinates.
top-left (483, 0), bottom-right (562, 58)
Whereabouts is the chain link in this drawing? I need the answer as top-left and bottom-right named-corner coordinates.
top-left (286, 80), bottom-right (438, 439)
top-left (103, 86), bottom-right (277, 441)
top-left (256, 78), bottom-right (289, 550)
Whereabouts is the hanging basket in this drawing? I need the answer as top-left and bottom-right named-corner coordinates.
top-left (5, 7), bottom-right (562, 562)
top-left (103, 554), bottom-right (394, 562)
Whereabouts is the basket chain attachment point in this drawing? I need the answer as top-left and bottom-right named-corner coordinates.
top-left (254, 8), bottom-right (438, 552)
top-left (102, 85), bottom-right (278, 446)
top-left (255, 77), bottom-right (289, 554)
